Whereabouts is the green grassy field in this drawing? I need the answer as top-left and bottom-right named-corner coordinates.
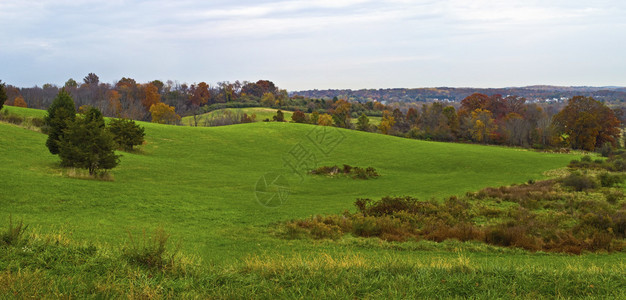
top-left (181, 107), bottom-right (294, 126)
top-left (2, 107), bottom-right (625, 298)
top-left (181, 107), bottom-right (382, 126)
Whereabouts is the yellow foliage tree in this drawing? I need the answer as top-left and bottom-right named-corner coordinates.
top-left (377, 110), bottom-right (396, 134)
top-left (317, 113), bottom-right (334, 126)
top-left (149, 103), bottom-right (180, 125)
top-left (470, 109), bottom-right (497, 143)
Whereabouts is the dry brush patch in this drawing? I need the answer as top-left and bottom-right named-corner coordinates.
top-left (281, 171), bottom-right (626, 254)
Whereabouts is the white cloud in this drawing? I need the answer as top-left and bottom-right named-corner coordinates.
top-left (0, 0), bottom-right (625, 89)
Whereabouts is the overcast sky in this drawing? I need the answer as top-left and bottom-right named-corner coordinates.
top-left (1, 0), bottom-right (624, 90)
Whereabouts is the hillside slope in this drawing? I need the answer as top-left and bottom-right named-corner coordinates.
top-left (1, 110), bottom-right (575, 262)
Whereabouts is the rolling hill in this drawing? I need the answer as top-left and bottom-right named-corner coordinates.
top-left (2, 107), bottom-right (624, 298)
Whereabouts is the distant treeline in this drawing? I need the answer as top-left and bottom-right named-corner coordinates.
top-left (0, 74), bottom-right (390, 122)
top-left (292, 86), bottom-right (626, 103)
top-left (2, 74), bottom-right (625, 151)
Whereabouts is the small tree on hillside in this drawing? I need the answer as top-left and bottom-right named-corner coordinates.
top-left (317, 113), bottom-right (334, 126)
top-left (45, 89), bottom-right (76, 154)
top-left (291, 110), bottom-right (307, 123)
top-left (273, 110), bottom-right (285, 122)
top-left (58, 107), bottom-right (119, 175)
top-left (356, 113), bottom-right (370, 131)
top-left (13, 96), bottom-right (27, 108)
top-left (108, 118), bottom-right (145, 151)
top-left (0, 80), bottom-right (7, 111)
top-left (553, 96), bottom-right (621, 151)
top-left (149, 103), bottom-right (180, 125)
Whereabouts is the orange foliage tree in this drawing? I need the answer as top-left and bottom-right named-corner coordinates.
top-left (149, 103), bottom-right (180, 125)
top-left (141, 83), bottom-right (161, 110)
top-left (13, 96), bottom-right (27, 108)
top-left (190, 82), bottom-right (210, 107)
top-left (553, 96), bottom-right (621, 151)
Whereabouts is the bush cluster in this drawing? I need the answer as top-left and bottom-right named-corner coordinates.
top-left (569, 152), bottom-right (626, 172)
top-left (0, 110), bottom-right (46, 129)
top-left (283, 177), bottom-right (626, 254)
top-left (311, 164), bottom-right (380, 179)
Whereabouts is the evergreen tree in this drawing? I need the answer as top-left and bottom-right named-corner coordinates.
top-left (356, 113), bottom-right (370, 131)
top-left (45, 89), bottom-right (76, 154)
top-left (57, 107), bottom-right (119, 175)
top-left (0, 80), bottom-right (6, 111)
top-left (108, 118), bottom-right (145, 151)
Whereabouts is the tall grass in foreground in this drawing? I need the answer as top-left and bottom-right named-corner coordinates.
top-left (1, 226), bottom-right (625, 298)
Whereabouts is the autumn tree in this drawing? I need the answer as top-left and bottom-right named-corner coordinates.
top-left (190, 82), bottom-right (210, 107)
top-left (291, 110), bottom-right (307, 123)
top-left (189, 82), bottom-right (210, 126)
top-left (108, 118), bottom-right (145, 151)
top-left (459, 93), bottom-right (489, 116)
top-left (106, 90), bottom-right (122, 117)
top-left (317, 113), bottom-right (333, 126)
top-left (141, 83), bottom-right (161, 110)
top-left (503, 112), bottom-right (530, 146)
top-left (0, 81), bottom-right (6, 111)
top-left (469, 109), bottom-right (497, 143)
top-left (391, 108), bottom-right (409, 133)
top-left (13, 96), bottom-right (27, 108)
top-left (149, 103), bottom-right (180, 125)
top-left (406, 107), bottom-right (419, 126)
top-left (57, 107), bottom-right (119, 175)
top-left (45, 89), bottom-right (76, 154)
top-left (378, 110), bottom-right (396, 134)
top-left (552, 96), bottom-right (621, 151)
top-left (331, 99), bottom-right (352, 128)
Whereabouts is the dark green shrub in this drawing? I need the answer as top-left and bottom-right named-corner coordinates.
top-left (599, 142), bottom-right (614, 157)
top-left (273, 110), bottom-right (285, 122)
top-left (581, 155), bottom-right (592, 162)
top-left (108, 118), bottom-right (145, 151)
top-left (598, 172), bottom-right (623, 187)
top-left (611, 159), bottom-right (626, 172)
top-left (604, 190), bottom-right (624, 205)
top-left (355, 196), bottom-right (427, 216)
top-left (30, 117), bottom-right (45, 128)
top-left (613, 211), bottom-right (626, 237)
top-left (4, 114), bottom-right (24, 125)
top-left (365, 167), bottom-right (379, 178)
top-left (561, 173), bottom-right (598, 191)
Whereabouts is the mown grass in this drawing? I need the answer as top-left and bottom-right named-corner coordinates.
top-left (181, 107), bottom-right (294, 125)
top-left (181, 106), bottom-right (383, 126)
top-left (2, 107), bottom-right (618, 297)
